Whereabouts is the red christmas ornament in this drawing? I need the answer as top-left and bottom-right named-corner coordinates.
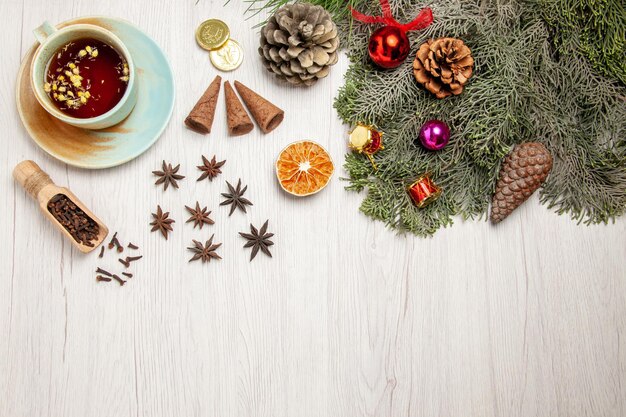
top-left (407, 173), bottom-right (441, 208)
top-left (350, 0), bottom-right (433, 69)
top-left (368, 26), bottom-right (410, 69)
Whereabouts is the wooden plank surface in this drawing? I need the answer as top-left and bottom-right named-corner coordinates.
top-left (1, 1), bottom-right (625, 416)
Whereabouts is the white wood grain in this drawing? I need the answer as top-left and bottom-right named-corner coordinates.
top-left (1, 0), bottom-right (625, 416)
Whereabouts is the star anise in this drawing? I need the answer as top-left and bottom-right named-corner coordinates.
top-left (185, 202), bottom-right (214, 229)
top-left (197, 155), bottom-right (226, 182)
top-left (239, 220), bottom-right (274, 261)
top-left (187, 235), bottom-right (222, 263)
top-left (153, 160), bottom-right (185, 190)
top-left (149, 205), bottom-right (175, 239)
top-left (220, 179), bottom-right (253, 216)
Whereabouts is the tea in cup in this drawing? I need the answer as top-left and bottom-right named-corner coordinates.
top-left (30, 21), bottom-right (138, 130)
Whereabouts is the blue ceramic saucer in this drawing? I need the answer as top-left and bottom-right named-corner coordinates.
top-left (16, 16), bottom-right (174, 169)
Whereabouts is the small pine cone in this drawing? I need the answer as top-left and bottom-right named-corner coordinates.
top-left (491, 142), bottom-right (553, 224)
top-left (259, 2), bottom-right (340, 87)
top-left (413, 38), bottom-right (474, 99)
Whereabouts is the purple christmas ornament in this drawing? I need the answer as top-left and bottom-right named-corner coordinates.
top-left (418, 120), bottom-right (450, 151)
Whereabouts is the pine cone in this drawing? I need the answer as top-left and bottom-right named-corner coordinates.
top-left (413, 38), bottom-right (474, 99)
top-left (259, 2), bottom-right (340, 87)
top-left (491, 143), bottom-right (553, 224)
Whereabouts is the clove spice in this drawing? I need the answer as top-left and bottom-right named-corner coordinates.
top-left (96, 267), bottom-right (113, 277)
top-left (108, 232), bottom-right (123, 252)
top-left (47, 194), bottom-right (100, 246)
top-left (96, 234), bottom-right (142, 286)
top-left (111, 274), bottom-right (125, 286)
top-left (107, 232), bottom-right (118, 249)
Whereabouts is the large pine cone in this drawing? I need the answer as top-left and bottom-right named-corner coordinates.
top-left (413, 38), bottom-right (474, 99)
top-left (491, 143), bottom-right (553, 224)
top-left (259, 2), bottom-right (340, 86)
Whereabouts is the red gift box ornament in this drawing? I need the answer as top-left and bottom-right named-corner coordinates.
top-left (350, 0), bottom-right (434, 69)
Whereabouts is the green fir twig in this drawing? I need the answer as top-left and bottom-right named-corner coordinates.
top-left (244, 0), bottom-right (626, 236)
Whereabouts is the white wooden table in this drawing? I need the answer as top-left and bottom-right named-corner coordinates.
top-left (1, 1), bottom-right (625, 416)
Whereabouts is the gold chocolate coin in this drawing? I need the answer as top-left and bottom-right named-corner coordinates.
top-left (196, 19), bottom-right (230, 51)
top-left (209, 39), bottom-right (244, 71)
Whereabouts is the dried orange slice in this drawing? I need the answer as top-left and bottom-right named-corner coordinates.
top-left (275, 140), bottom-right (334, 197)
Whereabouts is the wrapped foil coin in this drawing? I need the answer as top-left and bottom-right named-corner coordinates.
top-left (407, 173), bottom-right (441, 208)
top-left (209, 39), bottom-right (244, 71)
top-left (196, 19), bottom-right (230, 51)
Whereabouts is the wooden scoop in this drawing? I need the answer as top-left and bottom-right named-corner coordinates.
top-left (13, 160), bottom-right (109, 253)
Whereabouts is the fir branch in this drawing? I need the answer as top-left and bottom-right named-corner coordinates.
top-left (241, 0), bottom-right (368, 26)
top-left (335, 0), bottom-right (626, 236)
top-left (246, 0), bottom-right (626, 236)
top-left (533, 0), bottom-right (626, 85)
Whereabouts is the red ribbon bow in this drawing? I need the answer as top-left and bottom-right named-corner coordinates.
top-left (349, 0), bottom-right (433, 32)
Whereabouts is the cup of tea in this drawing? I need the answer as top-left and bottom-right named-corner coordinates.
top-left (30, 21), bottom-right (138, 130)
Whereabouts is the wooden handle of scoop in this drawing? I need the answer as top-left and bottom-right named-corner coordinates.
top-left (13, 160), bottom-right (54, 200)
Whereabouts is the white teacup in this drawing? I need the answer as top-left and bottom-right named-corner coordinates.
top-left (30, 21), bottom-right (138, 130)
